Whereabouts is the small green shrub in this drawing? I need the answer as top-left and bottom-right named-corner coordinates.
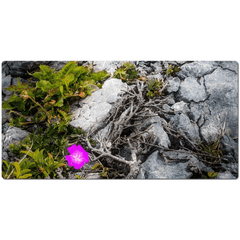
top-left (2, 159), bottom-right (33, 179)
top-left (2, 149), bottom-right (66, 179)
top-left (166, 64), bottom-right (181, 76)
top-left (91, 162), bottom-right (109, 179)
top-left (2, 61), bottom-right (110, 179)
top-left (197, 137), bottom-right (223, 162)
top-left (204, 171), bottom-right (219, 179)
top-left (113, 62), bottom-right (139, 81)
top-left (3, 61), bottom-right (110, 131)
top-left (147, 79), bottom-right (163, 98)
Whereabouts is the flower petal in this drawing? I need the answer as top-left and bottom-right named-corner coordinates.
top-left (76, 144), bottom-right (85, 153)
top-left (67, 144), bottom-right (79, 155)
top-left (65, 155), bottom-right (74, 166)
top-left (73, 161), bottom-right (85, 170)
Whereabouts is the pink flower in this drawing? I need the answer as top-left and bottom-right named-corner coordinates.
top-left (65, 144), bottom-right (90, 169)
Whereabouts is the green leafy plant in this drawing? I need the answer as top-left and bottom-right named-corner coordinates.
top-left (166, 64), bottom-right (181, 76)
top-left (75, 174), bottom-right (82, 179)
top-left (197, 137), bottom-right (223, 162)
top-left (3, 62), bottom-right (110, 131)
top-left (2, 159), bottom-right (33, 179)
top-left (146, 79), bottom-right (163, 98)
top-left (204, 171), bottom-right (218, 179)
top-left (113, 62), bottom-right (139, 81)
top-left (9, 124), bottom-right (84, 161)
top-left (88, 138), bottom-right (97, 147)
top-left (20, 149), bottom-right (66, 179)
top-left (2, 62), bottom-right (111, 179)
top-left (91, 162), bottom-right (109, 179)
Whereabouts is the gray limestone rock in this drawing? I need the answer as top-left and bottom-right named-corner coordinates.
top-left (147, 73), bottom-right (163, 81)
top-left (2, 123), bottom-right (9, 134)
top-left (163, 150), bottom-right (213, 174)
top-left (189, 106), bottom-right (201, 122)
top-left (176, 61), bottom-right (187, 65)
top-left (150, 62), bottom-right (163, 74)
top-left (189, 101), bottom-right (211, 126)
top-left (85, 173), bottom-right (101, 179)
top-left (163, 149), bottom-right (198, 162)
top-left (144, 67), bottom-right (154, 74)
top-left (178, 61), bottom-right (216, 79)
top-left (3, 95), bottom-right (12, 102)
top-left (2, 151), bottom-right (9, 160)
top-left (135, 66), bottom-right (147, 77)
top-left (70, 78), bottom-right (128, 133)
top-left (2, 61), bottom-right (10, 77)
top-left (48, 61), bottom-right (69, 71)
top-left (171, 101), bottom-right (190, 114)
top-left (93, 61), bottom-right (124, 76)
top-left (165, 96), bottom-right (175, 105)
top-left (3, 127), bottom-right (30, 150)
top-left (171, 113), bottom-right (200, 142)
top-left (200, 118), bottom-right (222, 144)
top-left (220, 135), bottom-right (238, 161)
top-left (167, 77), bottom-right (180, 93)
top-left (216, 171), bottom-right (236, 179)
top-left (222, 154), bottom-right (236, 164)
top-left (213, 61), bottom-right (238, 73)
top-left (187, 157), bottom-right (213, 174)
top-left (2, 110), bottom-right (10, 124)
top-left (204, 68), bottom-right (238, 139)
top-left (7, 61), bottom-right (50, 78)
top-left (221, 162), bottom-right (238, 176)
top-left (12, 77), bottom-right (30, 86)
top-left (2, 75), bottom-right (12, 95)
top-left (162, 104), bottom-right (172, 113)
top-left (177, 77), bottom-right (208, 103)
top-left (137, 150), bottom-right (193, 179)
top-left (136, 115), bottom-right (171, 148)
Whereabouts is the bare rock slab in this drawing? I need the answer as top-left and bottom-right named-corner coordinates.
top-left (139, 116), bottom-right (171, 148)
top-left (93, 61), bottom-right (124, 76)
top-left (3, 127), bottom-right (30, 150)
top-left (216, 171), bottom-right (236, 179)
top-left (167, 77), bottom-right (180, 93)
top-left (171, 101), bottom-right (190, 114)
top-left (177, 77), bottom-right (208, 103)
top-left (2, 110), bottom-right (10, 124)
top-left (178, 61), bottom-right (216, 79)
top-left (70, 78), bottom-right (128, 133)
top-left (171, 113), bottom-right (201, 142)
top-left (213, 61), bottom-right (238, 73)
top-left (2, 75), bottom-right (12, 95)
top-left (137, 150), bottom-right (193, 179)
top-left (203, 68), bottom-right (238, 139)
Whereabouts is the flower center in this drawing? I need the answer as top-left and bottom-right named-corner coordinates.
top-left (72, 151), bottom-right (84, 163)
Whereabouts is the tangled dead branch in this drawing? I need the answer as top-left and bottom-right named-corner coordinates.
top-left (79, 78), bottom-right (228, 178)
top-left (81, 80), bottom-right (164, 178)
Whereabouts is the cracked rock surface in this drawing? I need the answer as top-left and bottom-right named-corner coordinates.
top-left (70, 78), bottom-right (128, 133)
top-left (2, 127), bottom-right (30, 151)
top-left (137, 150), bottom-right (194, 179)
top-left (203, 68), bottom-right (238, 139)
top-left (177, 77), bottom-right (208, 103)
top-left (2, 61), bottom-right (238, 179)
